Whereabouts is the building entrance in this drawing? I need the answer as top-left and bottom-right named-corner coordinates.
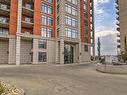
top-left (64, 44), bottom-right (74, 64)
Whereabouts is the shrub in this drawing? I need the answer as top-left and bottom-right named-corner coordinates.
top-left (0, 82), bottom-right (4, 95)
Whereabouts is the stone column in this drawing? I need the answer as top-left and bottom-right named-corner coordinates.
top-left (78, 0), bottom-right (82, 64)
top-left (33, 38), bottom-right (39, 64)
top-left (60, 39), bottom-right (64, 64)
top-left (55, 41), bottom-right (59, 64)
top-left (16, 0), bottom-right (22, 66)
top-left (8, 38), bottom-right (16, 64)
top-left (58, 0), bottom-right (65, 64)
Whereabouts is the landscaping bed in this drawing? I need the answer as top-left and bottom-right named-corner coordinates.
top-left (0, 81), bottom-right (24, 95)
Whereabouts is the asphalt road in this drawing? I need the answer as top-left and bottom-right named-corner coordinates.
top-left (0, 63), bottom-right (127, 95)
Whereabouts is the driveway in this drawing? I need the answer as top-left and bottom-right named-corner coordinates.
top-left (0, 63), bottom-right (127, 95)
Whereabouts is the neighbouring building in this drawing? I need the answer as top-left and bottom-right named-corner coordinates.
top-left (116, 0), bottom-right (127, 54)
top-left (0, 0), bottom-right (94, 65)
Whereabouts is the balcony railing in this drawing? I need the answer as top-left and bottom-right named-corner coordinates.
top-left (0, 0), bottom-right (10, 5)
top-left (22, 17), bottom-right (33, 23)
top-left (22, 17), bottom-right (33, 28)
top-left (0, 28), bottom-right (9, 35)
top-left (22, 4), bottom-right (34, 17)
top-left (0, 3), bottom-right (10, 11)
top-left (0, 17), bottom-right (9, 24)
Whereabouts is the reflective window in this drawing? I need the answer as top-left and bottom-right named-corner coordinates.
top-left (65, 4), bottom-right (77, 16)
top-left (47, 17), bottom-right (53, 26)
top-left (42, 16), bottom-right (46, 25)
top-left (41, 27), bottom-right (46, 37)
top-left (38, 52), bottom-right (47, 62)
top-left (67, 0), bottom-right (78, 5)
top-left (65, 16), bottom-right (78, 27)
top-left (41, 3), bottom-right (52, 14)
top-left (47, 29), bottom-right (52, 37)
top-left (65, 28), bottom-right (78, 38)
top-left (39, 40), bottom-right (47, 49)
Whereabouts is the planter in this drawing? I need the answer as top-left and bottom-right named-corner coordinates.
top-left (96, 63), bottom-right (127, 74)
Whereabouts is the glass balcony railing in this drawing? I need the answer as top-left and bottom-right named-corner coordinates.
top-left (0, 28), bottom-right (9, 35)
top-left (22, 17), bottom-right (33, 23)
top-left (0, 17), bottom-right (9, 24)
top-left (0, 3), bottom-right (10, 11)
top-left (23, 3), bottom-right (34, 11)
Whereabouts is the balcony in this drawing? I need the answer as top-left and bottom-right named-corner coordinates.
top-left (22, 17), bottom-right (33, 28)
top-left (117, 45), bottom-right (121, 48)
top-left (117, 39), bottom-right (120, 43)
top-left (0, 17), bottom-right (9, 28)
top-left (0, 0), bottom-right (10, 5)
top-left (116, 16), bottom-right (119, 20)
top-left (22, 4), bottom-right (34, 17)
top-left (116, 11), bottom-right (119, 15)
top-left (0, 3), bottom-right (10, 16)
top-left (117, 34), bottom-right (120, 37)
top-left (117, 27), bottom-right (120, 32)
top-left (0, 28), bottom-right (9, 38)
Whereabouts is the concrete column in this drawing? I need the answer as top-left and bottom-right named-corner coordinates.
top-left (33, 39), bottom-right (39, 64)
top-left (16, 36), bottom-right (21, 66)
top-left (78, 0), bottom-right (82, 64)
top-left (55, 41), bottom-right (59, 64)
top-left (8, 38), bottom-right (16, 64)
top-left (16, 0), bottom-right (22, 66)
top-left (78, 42), bottom-right (82, 63)
top-left (60, 39), bottom-right (64, 64)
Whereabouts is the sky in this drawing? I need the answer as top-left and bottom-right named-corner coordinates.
top-left (94, 0), bottom-right (118, 55)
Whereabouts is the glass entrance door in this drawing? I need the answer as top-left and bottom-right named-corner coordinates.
top-left (64, 44), bottom-right (74, 64)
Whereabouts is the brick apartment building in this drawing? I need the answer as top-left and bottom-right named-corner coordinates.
top-left (0, 0), bottom-right (94, 65)
top-left (116, 0), bottom-right (127, 54)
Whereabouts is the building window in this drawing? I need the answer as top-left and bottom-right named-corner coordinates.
top-left (25, 3), bottom-right (32, 9)
top-left (0, 28), bottom-right (8, 35)
top-left (42, 3), bottom-right (52, 14)
top-left (42, 4), bottom-right (46, 13)
top-left (84, 44), bottom-right (88, 51)
top-left (65, 16), bottom-right (78, 27)
top-left (38, 52), bottom-right (47, 62)
top-left (41, 27), bottom-right (46, 37)
top-left (47, 0), bottom-right (52, 3)
top-left (65, 4), bottom-right (77, 16)
top-left (67, 0), bottom-right (78, 5)
top-left (38, 40), bottom-right (47, 49)
top-left (47, 17), bottom-right (53, 26)
top-left (47, 29), bottom-right (52, 37)
top-left (48, 6), bottom-right (52, 14)
top-left (65, 28), bottom-right (78, 38)
top-left (42, 16), bottom-right (46, 25)
top-left (41, 28), bottom-right (52, 38)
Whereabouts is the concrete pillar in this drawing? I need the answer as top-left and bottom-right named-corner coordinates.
top-left (16, 0), bottom-right (22, 66)
top-left (55, 41), bottom-right (59, 64)
top-left (16, 36), bottom-right (21, 66)
top-left (60, 39), bottom-right (64, 64)
top-left (78, 42), bottom-right (82, 63)
top-left (8, 38), bottom-right (16, 64)
top-left (33, 38), bottom-right (39, 64)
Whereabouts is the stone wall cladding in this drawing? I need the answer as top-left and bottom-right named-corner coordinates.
top-left (0, 40), bottom-right (9, 64)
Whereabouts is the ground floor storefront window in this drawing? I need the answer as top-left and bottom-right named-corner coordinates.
top-left (38, 52), bottom-right (47, 62)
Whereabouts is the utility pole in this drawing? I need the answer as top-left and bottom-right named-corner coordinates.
top-left (97, 37), bottom-right (101, 59)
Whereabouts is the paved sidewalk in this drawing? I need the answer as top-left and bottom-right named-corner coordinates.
top-left (0, 63), bottom-right (127, 95)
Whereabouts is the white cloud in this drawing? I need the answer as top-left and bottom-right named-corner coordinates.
top-left (94, 0), bottom-right (110, 15)
top-left (95, 30), bottom-right (117, 55)
top-left (94, 0), bottom-right (118, 55)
